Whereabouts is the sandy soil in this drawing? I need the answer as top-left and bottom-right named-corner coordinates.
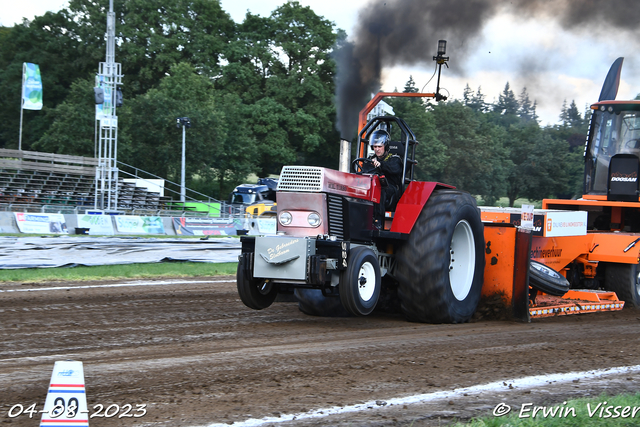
top-left (1, 276), bottom-right (640, 426)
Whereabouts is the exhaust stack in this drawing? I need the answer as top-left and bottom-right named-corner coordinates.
top-left (339, 138), bottom-right (351, 172)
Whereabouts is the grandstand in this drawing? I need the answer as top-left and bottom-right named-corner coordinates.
top-left (0, 149), bottom-right (222, 216)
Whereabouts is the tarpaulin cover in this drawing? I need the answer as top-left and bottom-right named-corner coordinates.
top-left (0, 236), bottom-right (241, 269)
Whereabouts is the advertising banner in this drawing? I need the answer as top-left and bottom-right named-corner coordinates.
top-left (95, 75), bottom-right (113, 120)
top-left (173, 217), bottom-right (237, 236)
top-left (255, 217), bottom-right (277, 234)
top-left (114, 216), bottom-right (165, 234)
top-left (22, 63), bottom-right (43, 110)
top-left (14, 212), bottom-right (68, 234)
top-left (76, 214), bottom-right (115, 235)
top-left (543, 211), bottom-right (588, 237)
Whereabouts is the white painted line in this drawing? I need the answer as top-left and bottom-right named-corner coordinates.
top-left (204, 365), bottom-right (640, 427)
top-left (0, 279), bottom-right (230, 293)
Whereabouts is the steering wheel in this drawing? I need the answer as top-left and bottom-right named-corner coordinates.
top-left (351, 157), bottom-right (375, 174)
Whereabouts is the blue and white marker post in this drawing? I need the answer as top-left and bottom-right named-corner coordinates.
top-left (40, 361), bottom-right (89, 427)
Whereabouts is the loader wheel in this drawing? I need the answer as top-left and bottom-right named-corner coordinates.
top-left (528, 261), bottom-right (570, 296)
top-left (605, 263), bottom-right (640, 308)
top-left (295, 288), bottom-right (350, 317)
top-left (396, 190), bottom-right (485, 323)
top-left (339, 246), bottom-right (381, 316)
top-left (236, 263), bottom-right (277, 310)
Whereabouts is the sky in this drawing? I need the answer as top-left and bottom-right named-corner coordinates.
top-left (2, 0), bottom-right (638, 126)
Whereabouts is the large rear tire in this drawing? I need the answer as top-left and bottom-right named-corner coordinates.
top-left (236, 263), bottom-right (278, 310)
top-left (605, 263), bottom-right (640, 308)
top-left (339, 246), bottom-right (381, 316)
top-left (396, 190), bottom-right (485, 323)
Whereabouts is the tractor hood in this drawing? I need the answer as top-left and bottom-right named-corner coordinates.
top-left (277, 166), bottom-right (381, 204)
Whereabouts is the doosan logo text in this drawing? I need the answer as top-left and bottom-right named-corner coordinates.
top-left (611, 177), bottom-right (637, 182)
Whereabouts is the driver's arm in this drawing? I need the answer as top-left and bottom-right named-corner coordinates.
top-left (378, 155), bottom-right (402, 179)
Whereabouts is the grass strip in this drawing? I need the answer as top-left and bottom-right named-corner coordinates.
top-left (0, 262), bottom-right (238, 283)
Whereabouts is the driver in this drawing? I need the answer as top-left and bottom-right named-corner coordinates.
top-left (368, 129), bottom-right (403, 226)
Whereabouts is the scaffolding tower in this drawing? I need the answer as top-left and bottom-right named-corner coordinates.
top-left (94, 0), bottom-right (123, 210)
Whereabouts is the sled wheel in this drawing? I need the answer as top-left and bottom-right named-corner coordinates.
top-left (396, 190), bottom-right (485, 323)
top-left (236, 262), bottom-right (277, 310)
top-left (528, 261), bottom-right (570, 296)
top-left (339, 246), bottom-right (381, 316)
top-left (605, 263), bottom-right (640, 308)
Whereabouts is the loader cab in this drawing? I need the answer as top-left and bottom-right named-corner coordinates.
top-left (357, 116), bottom-right (418, 187)
top-left (584, 101), bottom-right (640, 201)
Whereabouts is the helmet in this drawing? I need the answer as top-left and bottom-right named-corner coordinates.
top-left (370, 129), bottom-right (390, 151)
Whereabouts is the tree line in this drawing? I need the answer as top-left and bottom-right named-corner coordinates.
top-left (0, 0), bottom-right (593, 203)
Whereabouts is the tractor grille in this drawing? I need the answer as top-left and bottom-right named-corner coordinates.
top-left (278, 166), bottom-right (323, 192)
top-left (327, 194), bottom-right (345, 239)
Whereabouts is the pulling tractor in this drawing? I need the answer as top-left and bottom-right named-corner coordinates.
top-left (237, 104), bottom-right (486, 324)
top-left (237, 40), bottom-right (487, 323)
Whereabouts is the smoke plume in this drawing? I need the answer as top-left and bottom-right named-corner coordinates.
top-left (335, 0), bottom-right (640, 138)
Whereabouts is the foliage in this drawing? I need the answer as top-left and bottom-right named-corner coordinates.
top-left (388, 93), bottom-right (446, 182)
top-left (118, 62), bottom-right (256, 199)
top-left (32, 77), bottom-right (96, 156)
top-left (218, 2), bottom-right (339, 175)
top-left (0, 1), bottom-right (589, 204)
top-left (430, 101), bottom-right (509, 204)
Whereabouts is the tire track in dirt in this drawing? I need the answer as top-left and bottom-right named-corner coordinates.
top-left (1, 277), bottom-right (640, 426)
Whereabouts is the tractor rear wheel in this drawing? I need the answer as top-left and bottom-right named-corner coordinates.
top-left (396, 190), bottom-right (485, 323)
top-left (236, 263), bottom-right (278, 310)
top-left (339, 246), bottom-right (381, 316)
top-left (605, 263), bottom-right (640, 308)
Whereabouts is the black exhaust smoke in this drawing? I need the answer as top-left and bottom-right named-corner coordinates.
top-left (335, 0), bottom-right (640, 139)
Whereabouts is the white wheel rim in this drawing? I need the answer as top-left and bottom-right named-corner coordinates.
top-left (531, 262), bottom-right (562, 279)
top-left (449, 220), bottom-right (475, 301)
top-left (357, 261), bottom-right (376, 302)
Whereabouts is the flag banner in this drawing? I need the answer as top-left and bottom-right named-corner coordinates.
top-left (22, 63), bottom-right (43, 110)
top-left (95, 75), bottom-right (113, 120)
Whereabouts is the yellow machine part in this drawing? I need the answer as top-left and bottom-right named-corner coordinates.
top-left (246, 202), bottom-right (276, 217)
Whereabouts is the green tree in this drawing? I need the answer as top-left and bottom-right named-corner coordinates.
top-left (502, 123), bottom-right (581, 205)
top-left (494, 82), bottom-right (519, 115)
top-left (0, 12), bottom-right (89, 149)
top-left (65, 0), bottom-right (236, 96)
top-left (119, 63), bottom-right (255, 200)
top-left (463, 85), bottom-right (488, 113)
top-left (388, 91), bottom-right (446, 182)
top-left (518, 87), bottom-right (538, 123)
top-left (32, 77), bottom-right (96, 156)
top-left (430, 101), bottom-right (508, 202)
top-left (217, 2), bottom-right (339, 175)
top-left (403, 76), bottom-right (419, 93)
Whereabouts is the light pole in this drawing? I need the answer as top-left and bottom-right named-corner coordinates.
top-left (176, 117), bottom-right (191, 203)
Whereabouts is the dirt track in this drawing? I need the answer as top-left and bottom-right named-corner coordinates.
top-left (1, 276), bottom-right (640, 426)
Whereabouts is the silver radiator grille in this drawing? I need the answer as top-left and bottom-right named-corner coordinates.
top-left (277, 166), bottom-right (323, 192)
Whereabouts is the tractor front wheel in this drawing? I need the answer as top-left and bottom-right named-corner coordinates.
top-left (605, 263), bottom-right (640, 308)
top-left (396, 190), bottom-right (485, 323)
top-left (237, 262), bottom-right (278, 310)
top-left (339, 246), bottom-right (381, 316)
